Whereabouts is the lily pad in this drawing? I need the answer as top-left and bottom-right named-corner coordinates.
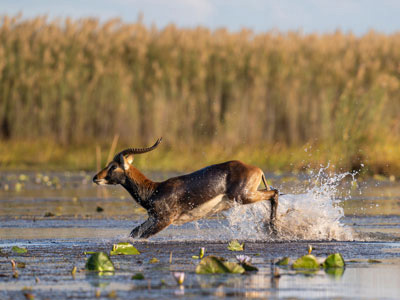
top-left (292, 255), bottom-right (320, 269)
top-left (195, 256), bottom-right (245, 274)
top-left (227, 240), bottom-right (244, 251)
top-left (367, 259), bottom-right (382, 264)
top-left (149, 258), bottom-right (159, 264)
top-left (131, 273), bottom-right (145, 280)
top-left (276, 257), bottom-right (290, 266)
top-left (12, 246), bottom-right (27, 254)
top-left (85, 252), bottom-right (115, 273)
top-left (323, 253), bottom-right (345, 268)
top-left (242, 262), bottom-right (258, 272)
top-left (110, 243), bottom-right (140, 255)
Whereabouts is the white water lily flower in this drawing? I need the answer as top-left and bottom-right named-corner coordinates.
top-left (236, 255), bottom-right (251, 264)
top-left (173, 272), bottom-right (185, 285)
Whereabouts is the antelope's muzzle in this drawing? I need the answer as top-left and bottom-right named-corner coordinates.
top-left (93, 174), bottom-right (106, 185)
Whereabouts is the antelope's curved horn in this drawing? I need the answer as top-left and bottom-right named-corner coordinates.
top-left (113, 138), bottom-right (162, 161)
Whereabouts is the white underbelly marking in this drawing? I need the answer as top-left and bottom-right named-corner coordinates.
top-left (173, 194), bottom-right (231, 225)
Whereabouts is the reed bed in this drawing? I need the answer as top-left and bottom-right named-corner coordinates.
top-left (0, 16), bottom-right (399, 174)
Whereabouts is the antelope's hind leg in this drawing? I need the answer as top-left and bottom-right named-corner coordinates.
top-left (245, 189), bottom-right (279, 233)
top-left (265, 188), bottom-right (279, 234)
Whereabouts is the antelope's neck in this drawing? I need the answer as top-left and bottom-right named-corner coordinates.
top-left (122, 166), bottom-right (157, 209)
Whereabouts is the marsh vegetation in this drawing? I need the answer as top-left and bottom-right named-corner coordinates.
top-left (0, 16), bottom-right (399, 174)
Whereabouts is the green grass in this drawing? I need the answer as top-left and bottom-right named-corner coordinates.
top-left (1, 139), bottom-right (399, 178)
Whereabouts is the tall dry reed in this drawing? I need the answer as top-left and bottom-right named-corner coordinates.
top-left (0, 16), bottom-right (399, 170)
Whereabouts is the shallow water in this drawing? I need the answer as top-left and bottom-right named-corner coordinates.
top-left (0, 170), bottom-right (399, 299)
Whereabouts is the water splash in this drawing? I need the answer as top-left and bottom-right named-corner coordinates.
top-left (150, 166), bottom-right (355, 242)
top-left (225, 166), bottom-right (354, 241)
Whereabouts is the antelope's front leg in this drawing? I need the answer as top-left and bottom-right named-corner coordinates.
top-left (138, 217), bottom-right (171, 239)
top-left (129, 216), bottom-right (171, 239)
top-left (129, 218), bottom-right (155, 238)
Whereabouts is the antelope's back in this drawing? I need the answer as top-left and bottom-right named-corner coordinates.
top-left (165, 160), bottom-right (256, 201)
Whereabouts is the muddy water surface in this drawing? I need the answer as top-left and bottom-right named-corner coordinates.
top-left (0, 171), bottom-right (399, 299)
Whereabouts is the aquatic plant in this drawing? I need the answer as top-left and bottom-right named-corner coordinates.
top-left (172, 272), bottom-right (185, 285)
top-left (149, 258), bottom-right (159, 264)
top-left (109, 242), bottom-right (140, 255)
top-left (85, 252), bottom-right (115, 273)
top-left (196, 256), bottom-right (245, 274)
top-left (227, 240), bottom-right (244, 251)
top-left (235, 255), bottom-right (258, 271)
top-left (236, 255), bottom-right (251, 264)
top-left (11, 246), bottom-right (27, 254)
top-left (323, 253), bottom-right (345, 268)
top-left (131, 273), bottom-right (145, 280)
top-left (292, 255), bottom-right (320, 269)
top-left (275, 257), bottom-right (290, 266)
top-left (192, 247), bottom-right (205, 259)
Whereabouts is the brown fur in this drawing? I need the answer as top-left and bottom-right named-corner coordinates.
top-left (94, 151), bottom-right (279, 239)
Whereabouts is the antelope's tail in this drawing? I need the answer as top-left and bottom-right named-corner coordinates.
top-left (262, 173), bottom-right (271, 191)
top-left (262, 173), bottom-right (285, 195)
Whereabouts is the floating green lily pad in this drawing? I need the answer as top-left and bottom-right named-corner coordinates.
top-left (131, 273), bottom-right (145, 280)
top-left (110, 243), bottom-right (140, 255)
top-left (367, 259), bottom-right (382, 263)
top-left (276, 257), bottom-right (290, 266)
top-left (85, 252), bottom-right (115, 273)
top-left (196, 256), bottom-right (245, 274)
top-left (323, 253), bottom-right (345, 268)
top-left (227, 240), bottom-right (244, 251)
top-left (242, 262), bottom-right (258, 272)
top-left (149, 258), bottom-right (159, 264)
top-left (292, 255), bottom-right (319, 269)
top-left (12, 246), bottom-right (27, 254)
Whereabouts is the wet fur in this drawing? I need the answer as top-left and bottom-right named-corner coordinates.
top-left (94, 159), bottom-right (279, 239)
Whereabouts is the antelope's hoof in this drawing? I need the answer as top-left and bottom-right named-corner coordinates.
top-left (129, 231), bottom-right (139, 239)
top-left (268, 221), bottom-right (278, 236)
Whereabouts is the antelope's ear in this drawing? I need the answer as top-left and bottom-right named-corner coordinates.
top-left (125, 154), bottom-right (134, 165)
top-left (120, 154), bottom-right (133, 170)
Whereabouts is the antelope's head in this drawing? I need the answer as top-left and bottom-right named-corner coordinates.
top-left (92, 138), bottom-right (162, 185)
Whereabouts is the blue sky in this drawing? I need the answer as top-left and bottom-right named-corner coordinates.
top-left (1, 0), bottom-right (399, 35)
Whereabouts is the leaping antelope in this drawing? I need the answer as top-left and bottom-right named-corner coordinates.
top-left (93, 138), bottom-right (279, 238)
